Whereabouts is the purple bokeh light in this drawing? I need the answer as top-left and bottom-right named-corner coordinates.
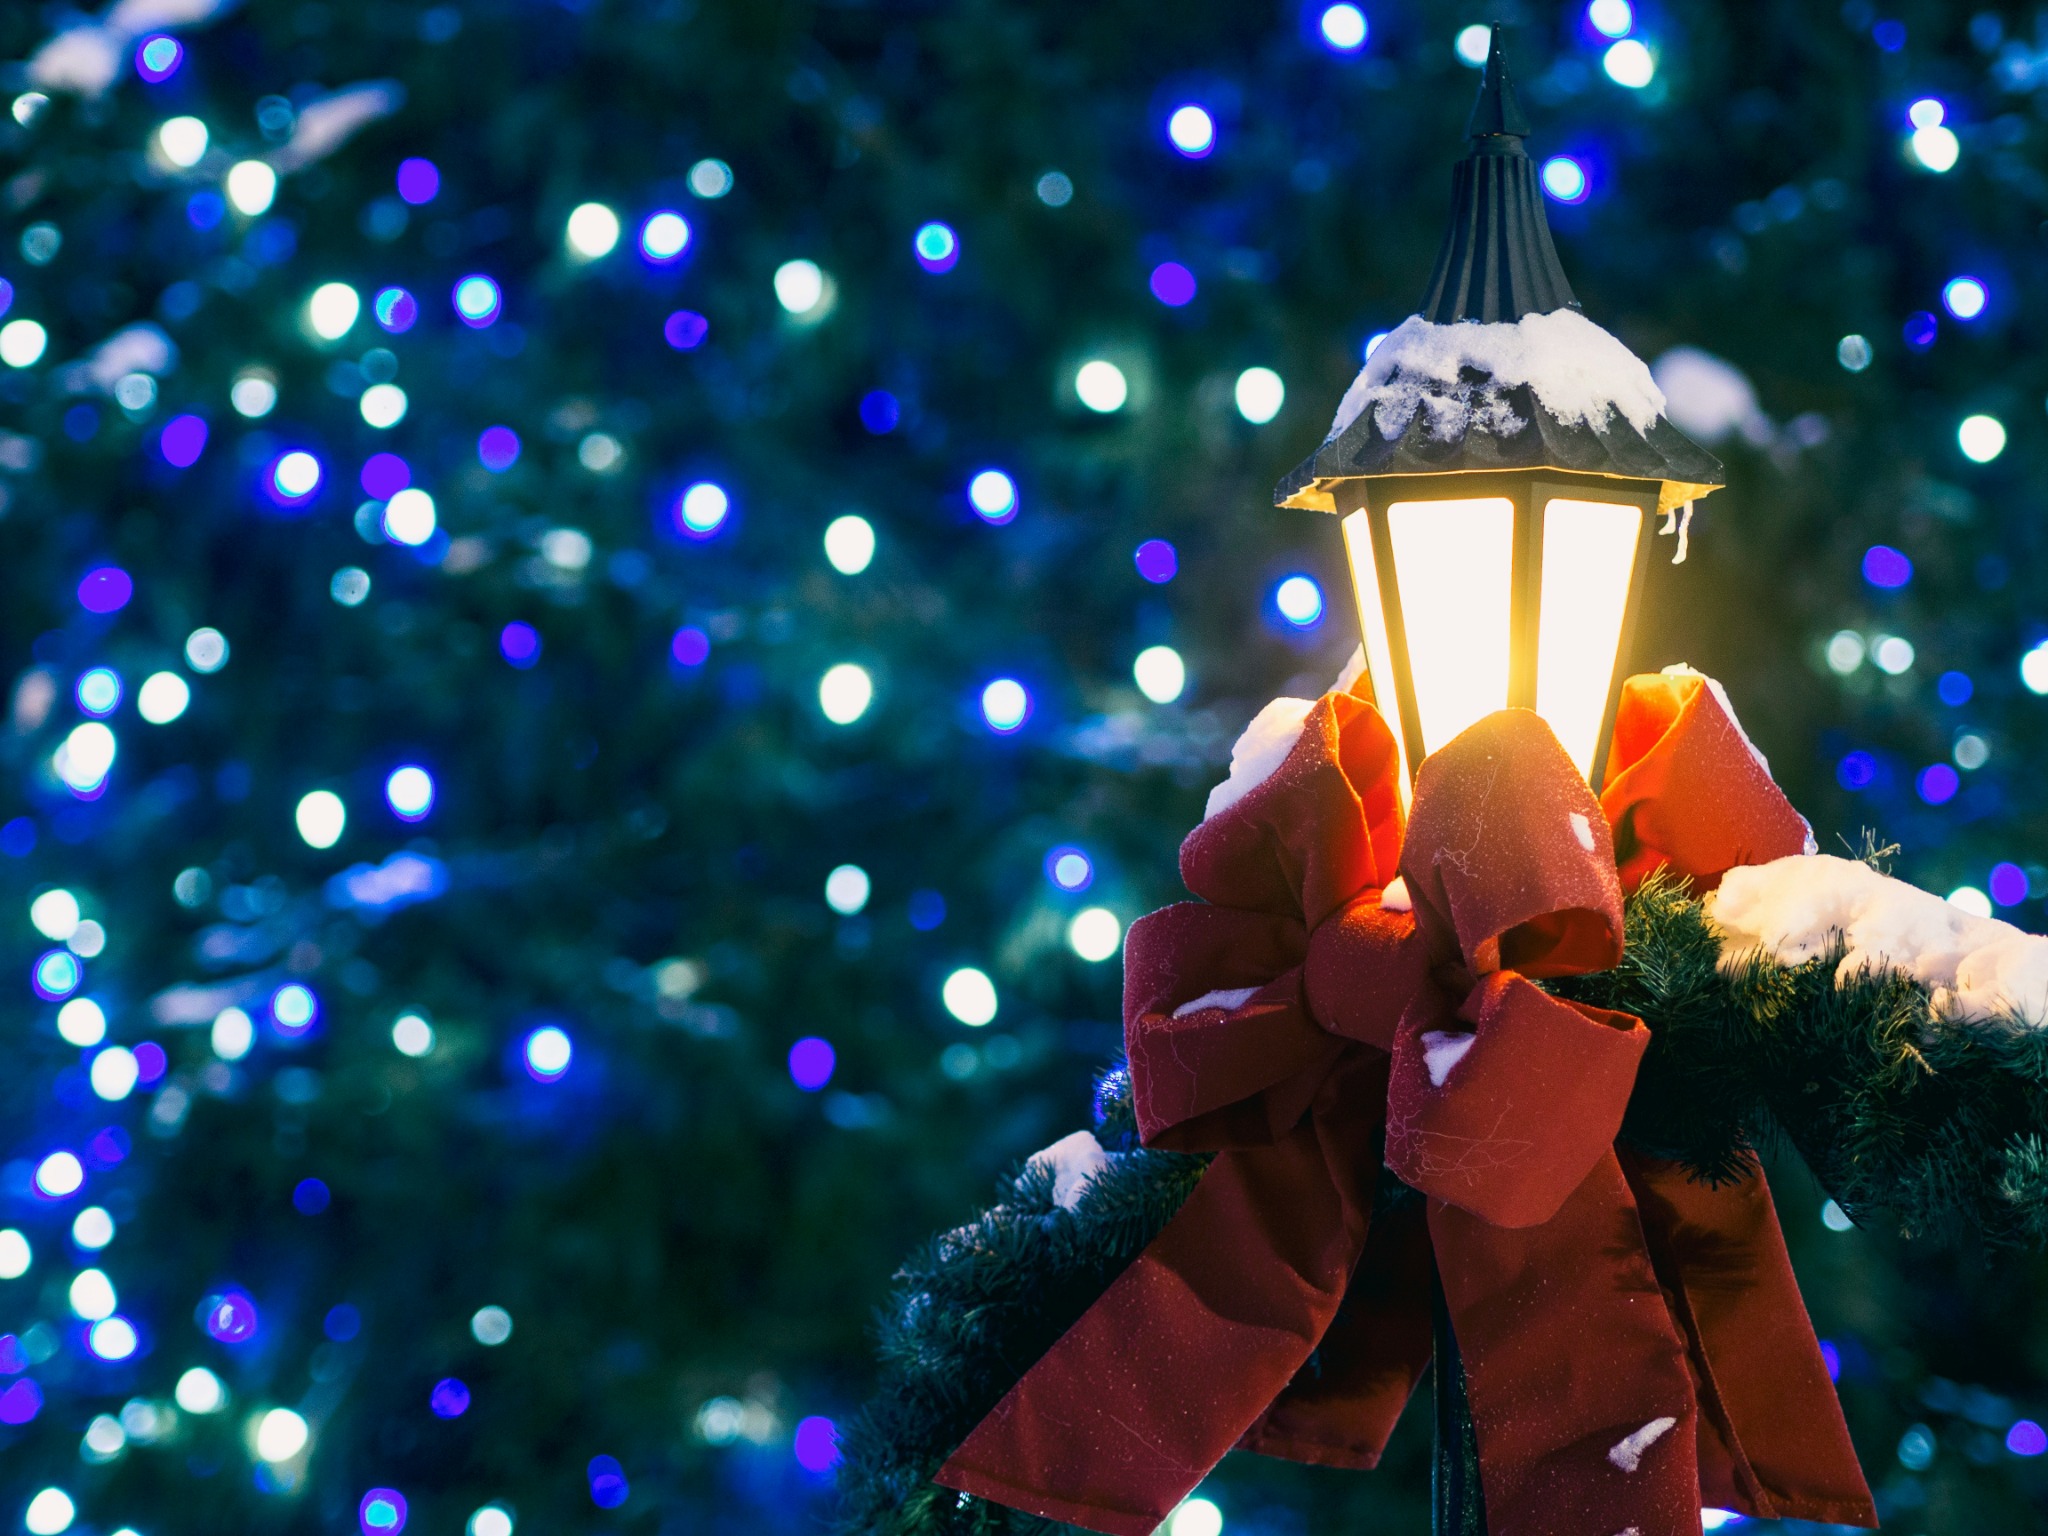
top-left (0, 1379), bottom-right (42, 1424)
top-left (135, 35), bottom-right (183, 82)
top-left (664, 310), bottom-right (709, 350)
top-left (396, 159), bottom-right (440, 205)
top-left (671, 627), bottom-right (710, 667)
top-left (133, 1042), bottom-right (166, 1084)
top-left (788, 1037), bottom-right (836, 1092)
top-left (500, 622), bottom-right (541, 668)
top-left (2009, 1419), bottom-right (2047, 1456)
top-left (1917, 764), bottom-right (1959, 805)
top-left (359, 1488), bottom-right (408, 1536)
top-left (478, 426), bottom-right (521, 472)
top-left (588, 1455), bottom-right (629, 1509)
top-left (1148, 262), bottom-right (1196, 307)
top-left (78, 567), bottom-right (133, 614)
top-left (1836, 751), bottom-right (1877, 791)
top-left (1862, 545), bottom-right (1912, 589)
top-left (360, 453), bottom-right (411, 500)
top-left (429, 1378), bottom-right (471, 1418)
top-left (1134, 539), bottom-right (1178, 584)
top-left (1990, 862), bottom-right (2030, 906)
top-left (794, 1415), bottom-right (841, 1472)
top-left (1903, 311), bottom-right (1937, 350)
top-left (374, 287), bottom-right (418, 333)
top-left (159, 414), bottom-right (208, 468)
top-left (201, 1289), bottom-right (260, 1343)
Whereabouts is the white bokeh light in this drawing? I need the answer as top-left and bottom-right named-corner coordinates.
top-left (359, 383), bottom-right (408, 428)
top-left (55, 723), bottom-right (117, 793)
top-left (71, 1208), bottom-right (113, 1250)
top-left (56, 999), bottom-right (106, 1048)
top-left (1169, 1498), bottom-right (1224, 1536)
top-left (565, 202), bottom-right (621, 259)
top-left (824, 514), bottom-right (875, 574)
top-left (226, 160), bottom-right (277, 216)
top-left (1603, 39), bottom-right (1655, 87)
top-left (1454, 24), bottom-right (1493, 65)
top-left (1133, 645), bottom-right (1187, 704)
top-left (1234, 367), bottom-right (1285, 424)
top-left (819, 664), bottom-right (874, 725)
top-left (137, 671), bottom-right (191, 724)
top-left (90, 1047), bottom-right (137, 1101)
top-left (254, 1407), bottom-right (309, 1462)
top-left (0, 1229), bottom-right (31, 1278)
top-left (942, 967), bottom-right (998, 1027)
top-left (774, 259), bottom-right (827, 315)
top-left (1067, 908), bottom-right (1122, 962)
top-left (156, 116), bottom-right (208, 167)
top-left (969, 470), bottom-right (1017, 519)
top-left (1075, 360), bottom-right (1128, 413)
top-left (69, 1267), bottom-right (116, 1321)
top-left (295, 790), bottom-right (346, 849)
top-left (31, 890), bottom-right (81, 942)
top-left (24, 1489), bottom-right (73, 1536)
top-left (392, 1013), bottom-right (435, 1057)
top-left (176, 1367), bottom-right (225, 1413)
top-left (306, 282), bottom-right (360, 341)
top-left (385, 765), bottom-right (435, 820)
top-left (0, 320), bottom-right (48, 368)
top-left (211, 1006), bottom-right (254, 1061)
top-left (1959, 414), bottom-right (2006, 463)
top-left (824, 865), bottom-right (870, 915)
top-left (383, 488), bottom-right (437, 546)
top-left (1167, 104), bottom-right (1215, 156)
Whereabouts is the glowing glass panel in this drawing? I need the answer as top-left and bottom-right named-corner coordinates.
top-left (1534, 498), bottom-right (1641, 779)
top-left (1339, 511), bottom-right (1410, 791)
top-left (1385, 497), bottom-right (1513, 756)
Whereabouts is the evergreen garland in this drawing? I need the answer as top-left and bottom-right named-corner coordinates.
top-left (843, 873), bottom-right (2048, 1535)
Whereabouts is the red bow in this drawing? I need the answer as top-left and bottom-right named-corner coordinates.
top-left (934, 673), bottom-right (1874, 1536)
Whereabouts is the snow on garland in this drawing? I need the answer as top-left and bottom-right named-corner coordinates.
top-left (1708, 853), bottom-right (2048, 1027)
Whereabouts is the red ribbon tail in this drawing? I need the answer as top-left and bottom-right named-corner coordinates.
top-left (1619, 1149), bottom-right (1879, 1526)
top-left (935, 1057), bottom-right (1386, 1535)
top-left (1433, 1153), bottom-right (1704, 1536)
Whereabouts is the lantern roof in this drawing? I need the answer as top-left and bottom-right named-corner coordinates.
top-left (1276, 26), bottom-right (1723, 517)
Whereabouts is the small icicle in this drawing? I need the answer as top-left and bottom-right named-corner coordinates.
top-left (1671, 500), bottom-right (1694, 565)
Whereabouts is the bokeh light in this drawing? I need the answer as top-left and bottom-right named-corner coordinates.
top-left (824, 514), bottom-right (876, 574)
top-left (472, 1306), bottom-right (513, 1345)
top-left (1068, 907), bottom-right (1122, 962)
top-left (670, 627), bottom-right (710, 666)
top-left (396, 158), bottom-right (440, 205)
top-left (1959, 414), bottom-right (2006, 463)
top-left (1862, 545), bottom-right (1912, 588)
top-left (23, 1490), bottom-right (72, 1536)
top-left (58, 998), bottom-right (105, 1047)
top-left (0, 320), bottom-right (47, 368)
top-left (374, 287), bottom-right (418, 332)
top-left (226, 160), bottom-right (277, 216)
top-left (664, 310), bottom-right (709, 349)
top-left (969, 470), bottom-right (1017, 522)
top-left (156, 116), bottom-right (208, 168)
top-left (500, 623), bottom-right (541, 669)
top-left (1047, 848), bottom-right (1094, 891)
top-left (1943, 277), bottom-right (1987, 319)
top-left (688, 159), bottom-right (733, 197)
top-left (1134, 645), bottom-right (1187, 703)
top-left (1909, 123), bottom-right (1960, 172)
top-left (1170, 1497), bottom-right (1224, 1536)
top-left (1275, 575), bottom-right (1325, 626)
top-left (675, 482), bottom-right (730, 538)
top-left (913, 222), bottom-right (959, 272)
top-left (255, 1407), bottom-right (309, 1462)
top-left (392, 1014), bottom-right (435, 1057)
top-left (160, 413), bottom-right (208, 466)
top-left (794, 1416), bottom-right (841, 1472)
top-left (774, 260), bottom-right (827, 315)
top-left (981, 678), bottom-right (1031, 733)
top-left (1167, 105), bottom-right (1215, 157)
top-left (942, 967), bottom-right (998, 1027)
top-left (271, 451), bottom-right (323, 504)
top-left (385, 766), bottom-right (435, 821)
top-left (90, 1047), bottom-right (138, 1101)
top-left (453, 275), bottom-right (502, 327)
top-left (565, 202), bottom-right (621, 260)
top-left (34, 1152), bottom-right (83, 1199)
top-left (1319, 5), bottom-right (1368, 51)
top-left (1454, 24), bottom-right (1493, 65)
top-left (820, 664), bottom-right (874, 725)
top-left (383, 488), bottom-right (437, 546)
top-left (479, 426), bottom-right (521, 471)
top-left (825, 865), bottom-right (871, 915)
top-left (308, 282), bottom-right (361, 341)
top-left (175, 1368), bottom-right (224, 1413)
top-left (1150, 262), bottom-right (1196, 306)
top-left (1075, 360), bottom-right (1128, 412)
top-left (78, 567), bottom-right (133, 613)
top-left (1603, 39), bottom-right (1655, 87)
top-left (1234, 367), bottom-right (1285, 424)
top-left (1949, 886), bottom-right (1994, 917)
top-left (588, 1456), bottom-right (629, 1509)
top-left (430, 1379), bottom-right (470, 1418)
top-left (1587, 0), bottom-right (1633, 37)
top-left (788, 1037), bottom-right (836, 1091)
top-left (295, 790), bottom-right (347, 849)
top-left (524, 1026), bottom-right (573, 1082)
top-left (1134, 539), bottom-right (1178, 583)
top-left (1991, 862), bottom-right (2030, 906)
top-left (640, 210), bottom-right (690, 262)
top-left (1541, 156), bottom-right (1590, 203)
top-left (76, 668), bottom-right (121, 717)
top-left (360, 1489), bottom-right (408, 1536)
top-left (272, 983), bottom-right (318, 1035)
top-left (136, 35), bottom-right (184, 81)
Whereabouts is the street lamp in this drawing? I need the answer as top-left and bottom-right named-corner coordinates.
top-left (1277, 26), bottom-right (1724, 790)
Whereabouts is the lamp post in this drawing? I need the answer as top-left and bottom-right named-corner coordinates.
top-left (1277, 29), bottom-right (1728, 1534)
top-left (1277, 27), bottom-right (1725, 794)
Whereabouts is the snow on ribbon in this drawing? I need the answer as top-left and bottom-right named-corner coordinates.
top-left (1203, 648), bottom-right (1365, 821)
top-left (1326, 309), bottom-right (1668, 448)
top-left (1707, 853), bottom-right (2048, 1026)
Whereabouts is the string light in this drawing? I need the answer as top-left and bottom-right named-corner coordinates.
top-left (1166, 105), bottom-right (1215, 157)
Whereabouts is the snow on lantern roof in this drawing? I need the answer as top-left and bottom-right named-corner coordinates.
top-left (1277, 26), bottom-right (1723, 516)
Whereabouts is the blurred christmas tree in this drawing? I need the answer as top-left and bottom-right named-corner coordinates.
top-left (0, 0), bottom-right (2043, 1532)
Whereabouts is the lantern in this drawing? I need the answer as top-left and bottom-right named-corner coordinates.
top-left (1277, 28), bottom-right (1724, 791)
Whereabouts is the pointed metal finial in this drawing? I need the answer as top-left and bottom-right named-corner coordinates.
top-left (1416, 26), bottom-right (1575, 323)
top-left (1465, 24), bottom-right (1532, 139)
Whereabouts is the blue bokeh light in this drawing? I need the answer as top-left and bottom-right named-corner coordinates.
top-left (1046, 847), bottom-right (1094, 892)
top-left (913, 222), bottom-right (959, 273)
top-left (1541, 156), bottom-right (1590, 203)
top-left (1862, 545), bottom-right (1913, 588)
top-left (1917, 763), bottom-right (1960, 804)
top-left (788, 1037), bottom-right (836, 1092)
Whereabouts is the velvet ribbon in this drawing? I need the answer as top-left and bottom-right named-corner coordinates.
top-left (934, 672), bottom-right (1874, 1536)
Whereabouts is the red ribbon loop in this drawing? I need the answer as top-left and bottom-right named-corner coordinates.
top-left (935, 675), bottom-right (1873, 1536)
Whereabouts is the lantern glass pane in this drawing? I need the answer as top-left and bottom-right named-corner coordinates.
top-left (1339, 511), bottom-right (1411, 791)
top-left (1386, 497), bottom-right (1514, 755)
top-left (1535, 498), bottom-right (1643, 778)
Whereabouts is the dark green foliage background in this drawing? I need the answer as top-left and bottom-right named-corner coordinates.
top-left (0, 0), bottom-right (2044, 1532)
